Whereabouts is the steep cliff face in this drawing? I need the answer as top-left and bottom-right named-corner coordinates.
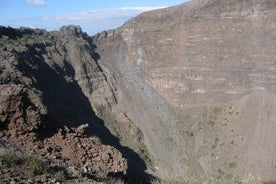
top-left (92, 0), bottom-right (276, 183)
top-left (0, 26), bottom-right (116, 124)
top-left (0, 26), bottom-right (128, 183)
top-left (116, 0), bottom-right (276, 108)
top-left (93, 32), bottom-right (181, 178)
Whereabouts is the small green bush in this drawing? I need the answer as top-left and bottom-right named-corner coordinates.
top-left (106, 177), bottom-right (125, 184)
top-left (23, 34), bottom-right (31, 42)
top-left (54, 170), bottom-right (66, 182)
top-left (0, 150), bottom-right (66, 180)
top-left (27, 157), bottom-right (50, 175)
top-left (28, 157), bottom-right (67, 180)
top-left (0, 151), bottom-right (23, 167)
top-left (151, 179), bottom-right (187, 184)
top-left (229, 162), bottom-right (237, 168)
top-left (137, 144), bottom-right (152, 167)
top-left (96, 104), bottom-right (117, 124)
top-left (0, 40), bottom-right (5, 48)
top-left (96, 104), bottom-right (153, 168)
top-left (233, 176), bottom-right (242, 184)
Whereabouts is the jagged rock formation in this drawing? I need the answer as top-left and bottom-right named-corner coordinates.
top-left (0, 26), bottom-right (129, 183)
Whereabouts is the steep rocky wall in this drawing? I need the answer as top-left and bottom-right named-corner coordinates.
top-left (119, 0), bottom-right (276, 109)
top-left (0, 26), bottom-right (129, 182)
top-left (92, 0), bottom-right (276, 182)
top-left (0, 25), bottom-right (116, 125)
top-left (93, 32), bottom-right (183, 178)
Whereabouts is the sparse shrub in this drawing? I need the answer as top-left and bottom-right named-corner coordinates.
top-left (42, 32), bottom-right (51, 40)
top-left (213, 107), bottom-right (222, 114)
top-left (54, 170), bottom-right (66, 182)
top-left (23, 34), bottom-right (31, 42)
top-left (208, 120), bottom-right (215, 126)
top-left (96, 104), bottom-right (117, 125)
top-left (212, 144), bottom-right (217, 149)
top-left (151, 178), bottom-right (187, 184)
top-left (226, 173), bottom-right (233, 179)
top-left (0, 39), bottom-right (5, 48)
top-left (28, 157), bottom-right (67, 179)
top-left (27, 157), bottom-right (50, 175)
top-left (137, 144), bottom-right (152, 167)
top-left (0, 150), bottom-right (23, 167)
top-left (229, 162), bottom-right (238, 168)
top-left (95, 104), bottom-right (153, 168)
top-left (228, 111), bottom-right (235, 115)
top-left (212, 137), bottom-right (219, 149)
top-left (106, 177), bottom-right (125, 184)
top-left (0, 149), bottom-right (67, 180)
top-left (233, 176), bottom-right (242, 184)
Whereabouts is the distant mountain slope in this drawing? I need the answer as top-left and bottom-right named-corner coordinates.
top-left (93, 0), bottom-right (276, 182)
top-left (115, 0), bottom-right (276, 108)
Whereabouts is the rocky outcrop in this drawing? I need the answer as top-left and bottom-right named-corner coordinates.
top-left (0, 26), bottom-right (128, 183)
top-left (38, 125), bottom-right (127, 179)
top-left (0, 123), bottom-right (127, 183)
top-left (0, 84), bottom-right (41, 136)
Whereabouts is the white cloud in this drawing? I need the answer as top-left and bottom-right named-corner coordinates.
top-left (41, 6), bottom-right (166, 34)
top-left (26, 0), bottom-right (46, 7)
top-left (3, 6), bottom-right (165, 35)
top-left (42, 6), bottom-right (166, 33)
top-left (120, 6), bottom-right (167, 11)
top-left (43, 6), bottom-right (166, 22)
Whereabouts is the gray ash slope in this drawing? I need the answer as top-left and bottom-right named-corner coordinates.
top-left (93, 0), bottom-right (276, 183)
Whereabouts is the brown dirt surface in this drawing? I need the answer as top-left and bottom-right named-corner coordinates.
top-left (0, 122), bottom-right (127, 183)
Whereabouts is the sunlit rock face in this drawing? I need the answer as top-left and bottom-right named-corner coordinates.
top-left (113, 0), bottom-right (276, 109)
top-left (93, 0), bottom-right (276, 182)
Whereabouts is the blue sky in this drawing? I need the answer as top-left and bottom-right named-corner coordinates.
top-left (0, 0), bottom-right (188, 35)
